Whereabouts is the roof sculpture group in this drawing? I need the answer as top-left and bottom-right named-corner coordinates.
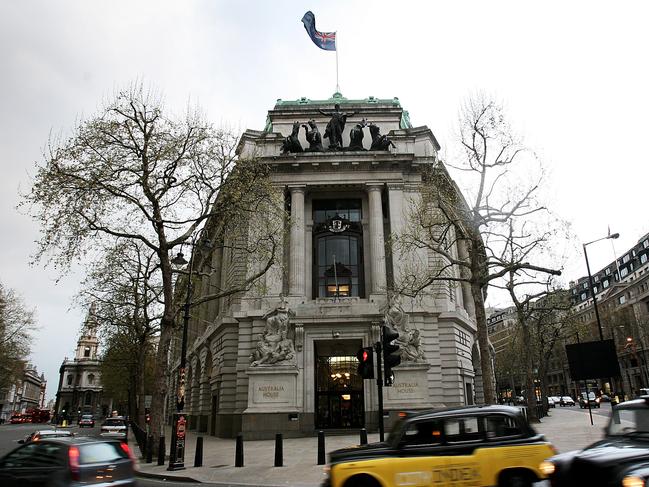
top-left (280, 103), bottom-right (395, 155)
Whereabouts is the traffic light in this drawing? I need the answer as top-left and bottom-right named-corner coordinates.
top-left (356, 346), bottom-right (375, 379)
top-left (382, 324), bottom-right (401, 386)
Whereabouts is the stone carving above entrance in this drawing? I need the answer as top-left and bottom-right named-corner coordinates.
top-left (250, 305), bottom-right (296, 367)
top-left (384, 294), bottom-right (426, 363)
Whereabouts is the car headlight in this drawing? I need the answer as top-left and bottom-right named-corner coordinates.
top-left (622, 476), bottom-right (645, 487)
top-left (539, 460), bottom-right (556, 475)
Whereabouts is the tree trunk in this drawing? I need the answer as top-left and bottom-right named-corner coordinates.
top-left (471, 281), bottom-right (496, 404)
top-left (136, 344), bottom-right (147, 426)
top-left (520, 314), bottom-right (539, 423)
top-left (148, 315), bottom-right (174, 454)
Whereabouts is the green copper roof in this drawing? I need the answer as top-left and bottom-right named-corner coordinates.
top-left (274, 92), bottom-right (402, 107)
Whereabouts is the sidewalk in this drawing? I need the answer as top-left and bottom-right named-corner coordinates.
top-left (134, 406), bottom-right (610, 486)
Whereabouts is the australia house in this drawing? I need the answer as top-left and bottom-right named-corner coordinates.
top-left (168, 93), bottom-right (488, 439)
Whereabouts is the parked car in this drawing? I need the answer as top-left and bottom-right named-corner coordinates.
top-left (547, 397), bottom-right (557, 408)
top-left (78, 415), bottom-right (95, 428)
top-left (323, 405), bottom-right (556, 487)
top-left (579, 391), bottom-right (601, 408)
top-left (9, 414), bottom-right (26, 424)
top-left (559, 396), bottom-right (575, 407)
top-left (0, 436), bottom-right (136, 486)
top-left (20, 429), bottom-right (73, 444)
top-left (542, 397), bottom-right (649, 485)
top-left (100, 417), bottom-right (126, 439)
top-left (550, 396), bottom-right (562, 407)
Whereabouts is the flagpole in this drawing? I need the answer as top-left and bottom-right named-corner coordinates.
top-left (335, 31), bottom-right (340, 93)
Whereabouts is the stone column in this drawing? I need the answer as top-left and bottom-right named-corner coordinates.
top-left (289, 186), bottom-right (306, 296)
top-left (367, 183), bottom-right (387, 294)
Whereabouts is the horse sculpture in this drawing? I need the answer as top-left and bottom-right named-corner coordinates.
top-left (281, 121), bottom-right (303, 155)
top-left (347, 118), bottom-right (367, 151)
top-left (369, 123), bottom-right (396, 151)
top-left (302, 120), bottom-right (324, 152)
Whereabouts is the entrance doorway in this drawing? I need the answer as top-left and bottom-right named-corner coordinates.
top-left (315, 340), bottom-right (365, 429)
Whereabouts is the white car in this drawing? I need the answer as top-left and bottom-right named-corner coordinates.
top-left (560, 396), bottom-right (575, 406)
top-left (547, 397), bottom-right (556, 408)
top-left (100, 417), bottom-right (127, 438)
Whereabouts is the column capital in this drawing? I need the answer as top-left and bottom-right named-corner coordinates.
top-left (288, 185), bottom-right (306, 194)
top-left (365, 182), bottom-right (384, 191)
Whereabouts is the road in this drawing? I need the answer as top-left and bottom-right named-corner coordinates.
top-left (0, 423), bottom-right (221, 486)
top-left (554, 400), bottom-right (613, 418)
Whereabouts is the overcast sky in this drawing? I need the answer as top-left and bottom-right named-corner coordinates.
top-left (2, 0), bottom-right (647, 401)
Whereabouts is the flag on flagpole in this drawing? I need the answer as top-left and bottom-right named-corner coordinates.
top-left (301, 11), bottom-right (336, 51)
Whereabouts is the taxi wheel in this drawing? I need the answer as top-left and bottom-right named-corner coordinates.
top-left (499, 470), bottom-right (533, 487)
top-left (344, 474), bottom-right (380, 487)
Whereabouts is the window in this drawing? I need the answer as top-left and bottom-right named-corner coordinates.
top-left (603, 279), bottom-right (610, 289)
top-left (621, 267), bottom-right (629, 278)
top-left (623, 254), bottom-right (631, 263)
top-left (67, 375), bottom-right (73, 386)
top-left (619, 295), bottom-right (626, 305)
top-left (606, 267), bottom-right (611, 275)
top-left (582, 282), bottom-right (588, 289)
top-left (84, 346), bottom-right (91, 358)
top-left (79, 442), bottom-right (127, 464)
top-left (593, 286), bottom-right (598, 294)
top-left (88, 373), bottom-right (94, 385)
top-left (401, 419), bottom-right (444, 446)
top-left (485, 415), bottom-right (522, 439)
top-left (444, 416), bottom-right (482, 442)
top-left (644, 239), bottom-right (649, 249)
top-left (313, 199), bottom-right (364, 298)
top-left (594, 275), bottom-right (599, 282)
top-left (581, 293), bottom-right (587, 301)
top-left (641, 254), bottom-right (648, 265)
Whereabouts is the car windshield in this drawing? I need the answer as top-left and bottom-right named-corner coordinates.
top-left (608, 408), bottom-right (649, 436)
top-left (103, 419), bottom-right (125, 427)
top-left (82, 415), bottom-right (93, 419)
top-left (581, 392), bottom-right (596, 400)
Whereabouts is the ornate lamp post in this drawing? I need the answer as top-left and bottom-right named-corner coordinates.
top-left (168, 237), bottom-right (211, 471)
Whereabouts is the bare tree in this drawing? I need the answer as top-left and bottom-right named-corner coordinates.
top-left (394, 95), bottom-right (564, 404)
top-left (0, 282), bottom-right (36, 392)
top-left (22, 83), bottom-right (285, 444)
top-left (76, 240), bottom-right (161, 424)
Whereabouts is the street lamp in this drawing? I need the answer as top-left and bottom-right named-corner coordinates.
top-left (168, 237), bottom-right (211, 471)
top-left (583, 232), bottom-right (619, 341)
top-left (583, 231), bottom-right (619, 395)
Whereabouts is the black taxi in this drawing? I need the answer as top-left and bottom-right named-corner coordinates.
top-left (323, 405), bottom-right (556, 487)
top-left (542, 397), bottom-right (649, 487)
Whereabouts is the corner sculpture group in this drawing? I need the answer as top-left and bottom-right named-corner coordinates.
top-left (280, 103), bottom-right (396, 155)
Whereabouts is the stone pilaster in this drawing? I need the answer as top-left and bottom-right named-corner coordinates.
top-left (367, 183), bottom-right (387, 294)
top-left (289, 186), bottom-right (306, 296)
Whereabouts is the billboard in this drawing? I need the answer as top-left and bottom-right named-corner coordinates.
top-left (566, 339), bottom-right (621, 380)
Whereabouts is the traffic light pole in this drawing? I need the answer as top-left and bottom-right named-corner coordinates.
top-left (375, 341), bottom-right (385, 442)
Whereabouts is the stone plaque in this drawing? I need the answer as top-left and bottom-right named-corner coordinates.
top-left (245, 366), bottom-right (299, 413)
top-left (384, 364), bottom-right (430, 407)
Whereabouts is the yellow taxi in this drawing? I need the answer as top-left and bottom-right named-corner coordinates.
top-left (323, 405), bottom-right (556, 487)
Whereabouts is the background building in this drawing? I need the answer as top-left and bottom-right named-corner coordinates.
top-left (0, 362), bottom-right (46, 421)
top-left (54, 309), bottom-right (111, 422)
top-left (168, 93), bottom-right (488, 439)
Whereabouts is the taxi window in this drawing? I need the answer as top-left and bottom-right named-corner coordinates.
top-left (401, 419), bottom-right (444, 446)
top-left (484, 414), bottom-right (523, 439)
top-left (444, 416), bottom-right (482, 442)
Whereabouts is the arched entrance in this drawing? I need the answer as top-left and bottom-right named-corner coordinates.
top-left (314, 339), bottom-right (364, 429)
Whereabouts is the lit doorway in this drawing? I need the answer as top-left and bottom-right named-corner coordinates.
top-left (315, 340), bottom-right (365, 429)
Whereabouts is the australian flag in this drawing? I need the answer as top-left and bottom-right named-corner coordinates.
top-left (301, 11), bottom-right (336, 51)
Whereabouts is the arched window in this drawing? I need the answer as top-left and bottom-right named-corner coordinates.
top-left (85, 391), bottom-right (92, 406)
top-left (67, 374), bottom-right (73, 386)
top-left (87, 374), bottom-right (95, 385)
top-left (84, 346), bottom-right (91, 358)
top-left (313, 199), bottom-right (364, 298)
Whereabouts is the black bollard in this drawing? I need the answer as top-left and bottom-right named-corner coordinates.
top-left (317, 430), bottom-right (325, 465)
top-left (146, 435), bottom-right (153, 463)
top-left (235, 433), bottom-right (244, 467)
top-left (274, 433), bottom-right (283, 467)
top-left (194, 437), bottom-right (203, 467)
top-left (157, 436), bottom-right (165, 466)
top-left (359, 428), bottom-right (368, 445)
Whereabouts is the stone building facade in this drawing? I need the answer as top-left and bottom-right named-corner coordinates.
top-left (168, 94), bottom-right (487, 439)
top-left (0, 363), bottom-right (46, 421)
top-left (54, 309), bottom-right (111, 422)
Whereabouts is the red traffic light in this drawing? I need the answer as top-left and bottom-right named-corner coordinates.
top-left (362, 350), bottom-right (369, 362)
